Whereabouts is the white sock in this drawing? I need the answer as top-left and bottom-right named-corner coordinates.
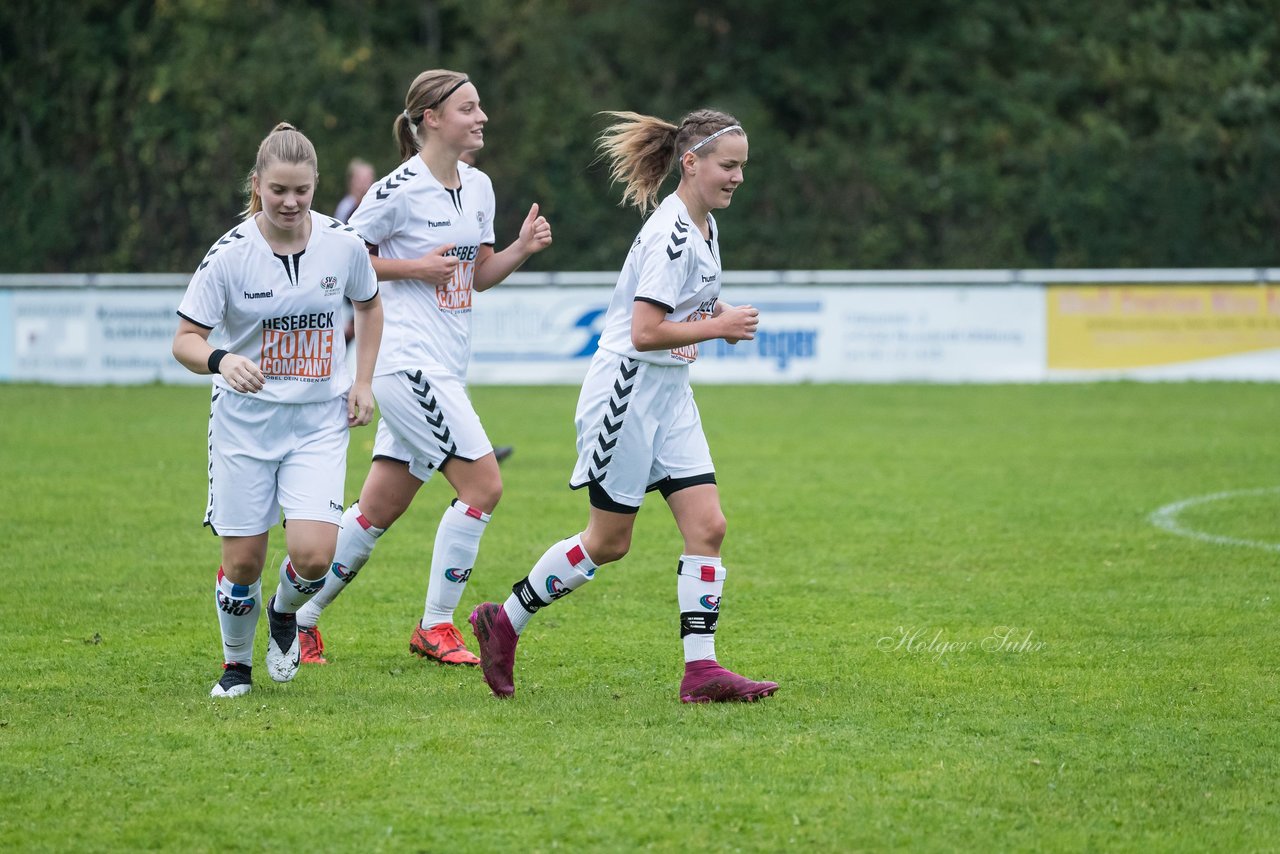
top-left (296, 503), bottom-right (385, 628)
top-left (271, 556), bottom-right (327, 614)
top-left (677, 555), bottom-right (725, 662)
top-left (422, 499), bottom-right (490, 629)
top-left (215, 569), bottom-right (261, 666)
top-left (502, 534), bottom-right (597, 635)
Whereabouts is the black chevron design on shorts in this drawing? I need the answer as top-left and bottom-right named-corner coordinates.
top-left (405, 370), bottom-right (456, 455)
top-left (589, 358), bottom-right (640, 481)
top-left (666, 246), bottom-right (683, 260)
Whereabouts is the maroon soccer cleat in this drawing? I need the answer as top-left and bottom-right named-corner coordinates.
top-left (469, 602), bottom-right (519, 698)
top-left (679, 660), bottom-right (778, 704)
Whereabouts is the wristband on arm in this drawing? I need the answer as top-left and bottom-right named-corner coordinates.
top-left (207, 349), bottom-right (229, 374)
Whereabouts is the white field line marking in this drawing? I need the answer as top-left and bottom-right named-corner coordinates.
top-left (1149, 487), bottom-right (1280, 552)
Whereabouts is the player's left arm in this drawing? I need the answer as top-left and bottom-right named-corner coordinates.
top-left (348, 292), bottom-right (382, 427)
top-left (473, 203), bottom-right (552, 292)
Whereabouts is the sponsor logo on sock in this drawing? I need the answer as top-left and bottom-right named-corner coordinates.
top-left (217, 592), bottom-right (255, 616)
top-left (699, 595), bottom-right (720, 611)
top-left (286, 563), bottom-right (324, 595)
top-left (445, 567), bottom-right (472, 583)
top-left (546, 575), bottom-right (570, 600)
top-left (331, 562), bottom-right (358, 583)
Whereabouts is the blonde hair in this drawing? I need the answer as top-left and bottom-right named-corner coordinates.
top-left (595, 109), bottom-right (744, 214)
top-left (394, 69), bottom-right (470, 161)
top-left (241, 122), bottom-right (318, 219)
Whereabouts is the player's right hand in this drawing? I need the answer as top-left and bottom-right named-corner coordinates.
top-left (219, 353), bottom-right (265, 394)
top-left (718, 303), bottom-right (759, 344)
top-left (416, 243), bottom-right (459, 286)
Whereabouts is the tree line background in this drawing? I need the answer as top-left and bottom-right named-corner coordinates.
top-left (3, 0), bottom-right (1278, 274)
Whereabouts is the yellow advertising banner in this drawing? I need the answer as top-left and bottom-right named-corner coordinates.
top-left (1047, 285), bottom-right (1280, 369)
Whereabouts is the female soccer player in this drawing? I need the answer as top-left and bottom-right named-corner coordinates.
top-left (173, 122), bottom-right (383, 698)
top-left (469, 109), bottom-right (778, 703)
top-left (292, 70), bottom-right (552, 665)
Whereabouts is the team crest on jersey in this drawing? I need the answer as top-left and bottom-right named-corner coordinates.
top-left (319, 275), bottom-right (339, 296)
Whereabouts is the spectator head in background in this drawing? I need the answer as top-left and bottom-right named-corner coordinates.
top-left (334, 157), bottom-right (376, 224)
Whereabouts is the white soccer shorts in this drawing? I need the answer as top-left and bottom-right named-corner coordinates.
top-left (569, 350), bottom-right (715, 511)
top-left (370, 368), bottom-right (493, 481)
top-left (205, 389), bottom-right (348, 536)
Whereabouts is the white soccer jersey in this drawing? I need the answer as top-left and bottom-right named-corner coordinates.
top-left (177, 211), bottom-right (378, 404)
top-left (349, 158), bottom-right (496, 379)
top-left (596, 193), bottom-right (722, 366)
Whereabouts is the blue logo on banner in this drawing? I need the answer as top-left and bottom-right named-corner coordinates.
top-left (572, 308), bottom-right (607, 358)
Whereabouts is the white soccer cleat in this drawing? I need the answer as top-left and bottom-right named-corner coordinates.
top-left (265, 596), bottom-right (300, 682)
top-left (211, 663), bottom-right (253, 698)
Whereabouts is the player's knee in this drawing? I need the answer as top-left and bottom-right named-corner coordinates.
top-left (706, 511), bottom-right (727, 551)
top-left (460, 476), bottom-right (502, 514)
top-left (288, 548), bottom-right (333, 580)
top-left (589, 530), bottom-right (632, 565)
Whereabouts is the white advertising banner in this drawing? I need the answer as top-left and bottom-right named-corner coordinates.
top-left (4, 289), bottom-right (203, 385)
top-left (3, 270), bottom-right (1278, 385)
top-left (469, 285), bottom-right (1044, 384)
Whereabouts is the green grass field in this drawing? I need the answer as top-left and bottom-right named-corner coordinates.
top-left (1, 381), bottom-right (1276, 851)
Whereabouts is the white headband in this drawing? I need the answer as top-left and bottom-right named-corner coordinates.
top-left (683, 125), bottom-right (743, 158)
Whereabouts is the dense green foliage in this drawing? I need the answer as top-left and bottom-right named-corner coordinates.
top-left (2, 381), bottom-right (1278, 849)
top-left (4, 1), bottom-right (1279, 273)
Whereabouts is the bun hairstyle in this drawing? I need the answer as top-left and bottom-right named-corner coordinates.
top-left (595, 109), bottom-right (743, 214)
top-left (241, 122), bottom-right (318, 219)
top-left (394, 69), bottom-right (470, 161)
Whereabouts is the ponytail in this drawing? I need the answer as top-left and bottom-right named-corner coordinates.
top-left (241, 122), bottom-right (318, 219)
top-left (596, 109), bottom-right (744, 214)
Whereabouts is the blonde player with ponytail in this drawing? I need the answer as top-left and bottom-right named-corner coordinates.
top-left (173, 123), bottom-right (383, 698)
top-left (291, 70), bottom-right (552, 667)
top-left (470, 109), bottom-right (778, 704)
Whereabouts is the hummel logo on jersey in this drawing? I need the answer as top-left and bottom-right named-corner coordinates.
top-left (427, 219), bottom-right (452, 228)
top-left (701, 274), bottom-right (718, 283)
top-left (244, 290), bottom-right (273, 300)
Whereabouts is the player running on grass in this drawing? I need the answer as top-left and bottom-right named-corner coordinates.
top-left (291, 69), bottom-right (552, 666)
top-left (470, 109), bottom-right (778, 703)
top-left (172, 122), bottom-right (383, 698)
